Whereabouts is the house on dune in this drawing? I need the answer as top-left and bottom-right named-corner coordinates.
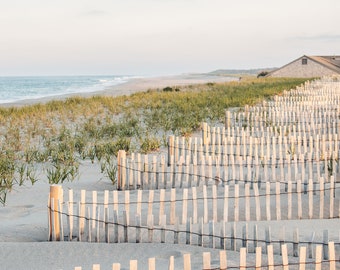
top-left (267, 55), bottom-right (340, 78)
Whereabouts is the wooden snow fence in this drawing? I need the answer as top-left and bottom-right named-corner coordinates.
top-left (223, 79), bottom-right (340, 133)
top-left (116, 149), bottom-right (338, 190)
top-left (48, 179), bottom-right (340, 258)
top-left (223, 100), bottom-right (340, 136)
top-left (73, 244), bottom-right (339, 269)
top-left (116, 78), bottom-right (340, 191)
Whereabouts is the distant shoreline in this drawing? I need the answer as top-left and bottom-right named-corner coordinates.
top-left (0, 74), bottom-right (237, 107)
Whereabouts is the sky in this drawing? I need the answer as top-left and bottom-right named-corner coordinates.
top-left (1, 0), bottom-right (340, 76)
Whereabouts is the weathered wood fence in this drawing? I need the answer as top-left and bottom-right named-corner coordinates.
top-left (48, 179), bottom-right (340, 259)
top-left (114, 79), bottom-right (340, 190)
top-left (74, 244), bottom-right (339, 270)
top-left (116, 149), bottom-right (338, 190)
top-left (49, 176), bottom-right (339, 227)
top-left (48, 77), bottom-right (340, 268)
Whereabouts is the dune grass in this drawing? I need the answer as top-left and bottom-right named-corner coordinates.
top-left (0, 77), bottom-right (310, 204)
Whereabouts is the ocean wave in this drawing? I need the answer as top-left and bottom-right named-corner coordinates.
top-left (0, 75), bottom-right (139, 104)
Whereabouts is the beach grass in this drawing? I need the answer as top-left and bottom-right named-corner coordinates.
top-left (0, 77), bottom-right (310, 204)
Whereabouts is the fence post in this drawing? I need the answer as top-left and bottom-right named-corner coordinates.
top-left (329, 241), bottom-right (335, 270)
top-left (92, 191), bottom-right (97, 233)
top-left (315, 245), bottom-right (323, 270)
top-left (254, 184), bottom-right (261, 221)
top-left (148, 258), bottom-right (155, 270)
top-left (275, 182), bottom-right (281, 220)
top-left (202, 122), bottom-right (208, 146)
top-left (148, 190), bottom-right (154, 218)
top-left (160, 155), bottom-right (165, 189)
top-left (203, 252), bottom-right (211, 270)
top-left (203, 185), bottom-right (208, 223)
top-left (77, 203), bottom-right (82, 242)
top-left (183, 253), bottom-right (191, 270)
top-left (319, 177), bottom-right (324, 219)
top-left (159, 189), bottom-right (165, 225)
top-left (297, 180), bottom-right (302, 219)
top-left (152, 156), bottom-right (157, 189)
top-left (68, 189), bottom-right (74, 241)
top-left (255, 246), bottom-right (262, 269)
top-left (225, 111), bottom-right (231, 129)
top-left (117, 150), bottom-right (126, 190)
top-left (168, 135), bottom-right (175, 166)
top-left (125, 191), bottom-right (130, 225)
top-left (266, 182), bottom-right (271, 221)
top-left (170, 189), bottom-right (176, 225)
top-left (136, 190), bottom-right (142, 219)
top-left (182, 189), bottom-right (188, 224)
top-left (168, 256), bottom-right (174, 270)
top-left (87, 208), bottom-right (92, 241)
top-left (219, 250), bottom-right (227, 270)
top-left (223, 185), bottom-right (229, 222)
top-left (245, 184), bottom-right (250, 221)
top-left (212, 185), bottom-right (217, 222)
top-left (267, 245), bottom-right (274, 270)
top-left (130, 260), bottom-right (137, 270)
top-left (299, 246), bottom-right (307, 270)
top-left (144, 155), bottom-right (149, 189)
top-left (112, 263), bottom-right (121, 270)
top-left (192, 187), bottom-right (198, 224)
top-left (330, 175), bottom-right (334, 218)
top-left (49, 185), bottom-right (62, 241)
top-left (287, 181), bottom-right (292, 219)
top-left (308, 178), bottom-right (313, 219)
top-left (234, 184), bottom-right (239, 222)
top-left (281, 244), bottom-right (288, 270)
top-left (240, 248), bottom-right (246, 270)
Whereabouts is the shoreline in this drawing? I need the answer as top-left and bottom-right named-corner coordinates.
top-left (0, 74), bottom-right (237, 107)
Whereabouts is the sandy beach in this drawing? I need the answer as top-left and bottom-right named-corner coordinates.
top-left (1, 160), bottom-right (339, 269)
top-left (1, 76), bottom-right (339, 269)
top-left (0, 74), bottom-right (241, 270)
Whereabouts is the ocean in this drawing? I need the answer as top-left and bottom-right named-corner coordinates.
top-left (0, 75), bottom-right (136, 104)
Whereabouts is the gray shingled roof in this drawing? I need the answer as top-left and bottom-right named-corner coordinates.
top-left (308, 55), bottom-right (340, 73)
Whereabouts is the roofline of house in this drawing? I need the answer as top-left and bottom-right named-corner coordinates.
top-left (310, 56), bottom-right (340, 71)
top-left (266, 55), bottom-right (340, 77)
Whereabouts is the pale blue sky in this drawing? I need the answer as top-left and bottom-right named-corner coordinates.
top-left (1, 0), bottom-right (339, 76)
